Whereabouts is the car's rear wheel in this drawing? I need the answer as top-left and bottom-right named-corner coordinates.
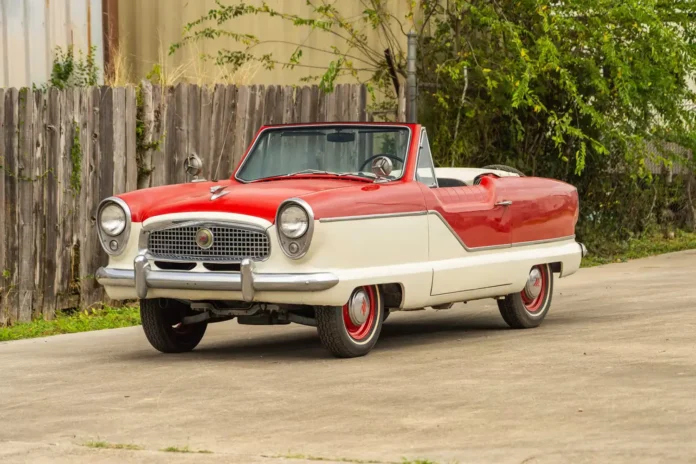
top-left (497, 264), bottom-right (553, 329)
top-left (140, 298), bottom-right (207, 353)
top-left (316, 286), bottom-right (384, 358)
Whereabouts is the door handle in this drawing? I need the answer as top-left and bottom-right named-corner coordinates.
top-left (495, 200), bottom-right (513, 207)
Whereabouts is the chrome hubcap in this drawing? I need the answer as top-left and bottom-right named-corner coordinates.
top-left (348, 290), bottom-right (370, 325)
top-left (524, 268), bottom-right (543, 300)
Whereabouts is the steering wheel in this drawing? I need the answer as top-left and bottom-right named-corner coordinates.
top-left (358, 154), bottom-right (405, 172)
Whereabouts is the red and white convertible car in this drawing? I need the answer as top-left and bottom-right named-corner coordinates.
top-left (96, 122), bottom-right (586, 358)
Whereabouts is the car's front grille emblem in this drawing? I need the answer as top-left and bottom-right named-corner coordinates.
top-left (195, 228), bottom-right (214, 249)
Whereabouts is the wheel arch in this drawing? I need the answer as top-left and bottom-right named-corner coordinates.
top-left (549, 261), bottom-right (562, 274)
top-left (379, 282), bottom-right (404, 310)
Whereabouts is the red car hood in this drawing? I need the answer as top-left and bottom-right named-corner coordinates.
top-left (118, 178), bottom-right (362, 223)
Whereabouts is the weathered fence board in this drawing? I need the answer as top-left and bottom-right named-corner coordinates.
top-left (77, 88), bottom-right (93, 312)
top-left (187, 84), bottom-right (202, 181)
top-left (17, 89), bottom-right (35, 321)
top-left (125, 87), bottom-right (138, 193)
top-left (0, 83), bottom-right (373, 322)
top-left (232, 86), bottom-right (251, 171)
top-left (3, 89), bottom-right (19, 322)
top-left (138, 81), bottom-right (154, 190)
top-left (42, 89), bottom-right (60, 318)
top-left (32, 91), bottom-right (47, 317)
top-left (84, 87), bottom-right (104, 308)
top-left (218, 85), bottom-right (235, 180)
top-left (57, 89), bottom-right (74, 310)
top-left (150, 85), bottom-right (167, 188)
top-left (198, 85), bottom-right (213, 180)
top-left (0, 89), bottom-right (5, 323)
top-left (112, 88), bottom-right (127, 195)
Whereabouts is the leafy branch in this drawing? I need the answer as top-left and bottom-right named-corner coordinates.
top-left (170, 0), bottom-right (412, 95)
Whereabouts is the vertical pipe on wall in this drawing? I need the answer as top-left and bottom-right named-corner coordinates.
top-left (102, 0), bottom-right (118, 82)
top-left (22, 0), bottom-right (31, 83)
top-left (406, 30), bottom-right (417, 123)
top-left (0, 0), bottom-right (8, 87)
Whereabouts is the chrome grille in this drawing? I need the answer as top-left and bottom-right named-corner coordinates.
top-left (148, 224), bottom-right (270, 262)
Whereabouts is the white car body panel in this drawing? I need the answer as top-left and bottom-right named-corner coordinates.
top-left (102, 210), bottom-right (582, 309)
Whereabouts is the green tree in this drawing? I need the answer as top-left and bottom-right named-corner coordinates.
top-left (173, 0), bottom-right (696, 244)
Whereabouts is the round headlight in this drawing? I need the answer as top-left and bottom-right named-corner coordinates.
top-left (279, 205), bottom-right (309, 238)
top-left (100, 203), bottom-right (127, 236)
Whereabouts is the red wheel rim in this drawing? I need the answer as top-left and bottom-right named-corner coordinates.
top-left (521, 265), bottom-right (547, 313)
top-left (342, 286), bottom-right (376, 341)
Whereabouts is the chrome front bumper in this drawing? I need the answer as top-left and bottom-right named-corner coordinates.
top-left (96, 257), bottom-right (339, 302)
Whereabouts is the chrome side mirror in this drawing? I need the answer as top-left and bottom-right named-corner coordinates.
top-left (371, 156), bottom-right (393, 179)
top-left (185, 153), bottom-right (205, 182)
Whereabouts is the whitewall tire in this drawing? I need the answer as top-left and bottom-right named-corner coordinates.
top-left (497, 263), bottom-right (554, 329)
top-left (315, 286), bottom-right (384, 358)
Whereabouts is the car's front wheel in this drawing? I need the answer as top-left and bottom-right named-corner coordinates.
top-left (497, 264), bottom-right (554, 329)
top-left (316, 286), bottom-right (384, 358)
top-left (140, 298), bottom-right (208, 353)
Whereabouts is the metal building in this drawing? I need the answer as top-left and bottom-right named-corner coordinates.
top-left (0, 0), bottom-right (104, 88)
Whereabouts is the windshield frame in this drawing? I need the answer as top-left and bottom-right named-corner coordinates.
top-left (233, 123), bottom-right (413, 184)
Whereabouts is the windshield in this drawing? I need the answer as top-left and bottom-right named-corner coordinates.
top-left (236, 125), bottom-right (411, 182)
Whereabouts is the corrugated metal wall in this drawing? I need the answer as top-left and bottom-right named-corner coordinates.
top-left (118, 0), bottom-right (411, 86)
top-left (0, 0), bottom-right (104, 88)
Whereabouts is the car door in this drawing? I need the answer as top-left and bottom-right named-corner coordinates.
top-left (416, 130), bottom-right (513, 296)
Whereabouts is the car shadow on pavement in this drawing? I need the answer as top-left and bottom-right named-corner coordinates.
top-left (118, 312), bottom-right (514, 362)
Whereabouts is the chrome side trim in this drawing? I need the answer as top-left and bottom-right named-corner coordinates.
top-left (431, 282), bottom-right (513, 297)
top-left (513, 235), bottom-right (577, 248)
top-left (319, 210), bottom-right (577, 251)
top-left (96, 261), bottom-right (339, 301)
top-left (319, 211), bottom-right (428, 223)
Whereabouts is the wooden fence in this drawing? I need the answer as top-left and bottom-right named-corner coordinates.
top-left (0, 83), bottom-right (372, 323)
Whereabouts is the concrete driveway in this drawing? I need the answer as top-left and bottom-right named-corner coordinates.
top-left (1, 251), bottom-right (695, 464)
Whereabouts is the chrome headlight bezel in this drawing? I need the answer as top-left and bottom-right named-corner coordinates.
top-left (276, 199), bottom-right (314, 259)
top-left (97, 197), bottom-right (131, 256)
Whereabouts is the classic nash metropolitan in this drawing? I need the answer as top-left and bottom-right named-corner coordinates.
top-left (96, 122), bottom-right (587, 358)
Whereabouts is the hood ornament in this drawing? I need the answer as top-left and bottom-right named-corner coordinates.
top-left (210, 185), bottom-right (229, 201)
